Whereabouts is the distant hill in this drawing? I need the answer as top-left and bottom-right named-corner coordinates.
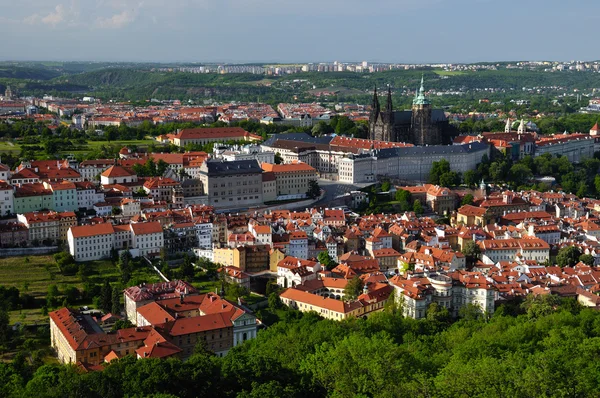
top-left (0, 66), bottom-right (61, 81)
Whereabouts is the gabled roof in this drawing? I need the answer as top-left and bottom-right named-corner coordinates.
top-left (101, 165), bottom-right (135, 178)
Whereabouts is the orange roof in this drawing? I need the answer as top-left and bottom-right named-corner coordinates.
top-left (280, 288), bottom-right (362, 313)
top-left (253, 225), bottom-right (271, 235)
top-left (174, 127), bottom-right (257, 140)
top-left (130, 222), bottom-right (162, 235)
top-left (101, 165), bottom-right (135, 178)
top-left (136, 302), bottom-right (176, 325)
top-left (159, 312), bottom-right (232, 336)
top-left (261, 162), bottom-right (316, 173)
top-left (70, 223), bottom-right (115, 238)
top-left (458, 204), bottom-right (487, 217)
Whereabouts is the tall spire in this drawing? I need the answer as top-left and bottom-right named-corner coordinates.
top-left (386, 85), bottom-right (393, 113)
top-left (413, 75), bottom-right (430, 106)
top-left (504, 118), bottom-right (511, 133)
top-left (372, 86), bottom-right (380, 114)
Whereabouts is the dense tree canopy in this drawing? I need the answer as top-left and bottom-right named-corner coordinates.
top-left (3, 299), bottom-right (600, 397)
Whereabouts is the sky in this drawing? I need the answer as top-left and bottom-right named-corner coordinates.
top-left (0, 0), bottom-right (598, 63)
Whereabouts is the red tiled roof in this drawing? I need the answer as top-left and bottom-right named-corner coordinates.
top-left (70, 223), bottom-right (115, 238)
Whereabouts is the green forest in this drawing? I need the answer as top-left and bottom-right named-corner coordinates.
top-left (2, 296), bottom-right (600, 397)
top-left (2, 62), bottom-right (600, 105)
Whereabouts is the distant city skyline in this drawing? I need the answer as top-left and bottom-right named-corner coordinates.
top-left (0, 0), bottom-right (598, 63)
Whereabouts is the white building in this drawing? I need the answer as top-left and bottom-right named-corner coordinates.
top-left (68, 223), bottom-right (116, 261)
top-left (0, 180), bottom-right (14, 215)
top-left (75, 181), bottom-right (105, 210)
top-left (289, 230), bottom-right (308, 259)
top-left (78, 159), bottom-right (114, 181)
top-left (131, 222), bottom-right (164, 257)
top-left (535, 134), bottom-right (594, 163)
top-left (194, 220), bottom-right (213, 249)
top-left (100, 165), bottom-right (138, 186)
top-left (338, 142), bottom-right (490, 183)
top-left (68, 221), bottom-right (163, 261)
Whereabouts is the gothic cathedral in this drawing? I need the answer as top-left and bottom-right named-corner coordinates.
top-left (368, 77), bottom-right (449, 146)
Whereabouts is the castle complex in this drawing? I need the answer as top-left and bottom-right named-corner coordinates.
top-left (369, 77), bottom-right (452, 145)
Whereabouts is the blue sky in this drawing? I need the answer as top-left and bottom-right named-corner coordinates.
top-left (0, 0), bottom-right (597, 63)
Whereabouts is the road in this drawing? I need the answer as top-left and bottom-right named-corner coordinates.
top-left (290, 179), bottom-right (375, 210)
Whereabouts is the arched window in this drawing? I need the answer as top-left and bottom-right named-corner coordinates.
top-left (243, 333), bottom-right (247, 341)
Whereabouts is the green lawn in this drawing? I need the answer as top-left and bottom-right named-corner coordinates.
top-left (0, 255), bottom-right (79, 299)
top-left (0, 140), bottom-right (21, 154)
top-left (433, 69), bottom-right (467, 76)
top-left (1, 254), bottom-right (162, 325)
top-left (85, 139), bottom-right (157, 150)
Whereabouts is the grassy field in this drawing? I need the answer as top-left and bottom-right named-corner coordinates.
top-left (85, 139), bottom-right (157, 150)
top-left (433, 69), bottom-right (468, 76)
top-left (0, 255), bottom-right (79, 298)
top-left (1, 254), bottom-right (162, 325)
top-left (0, 140), bottom-right (21, 154)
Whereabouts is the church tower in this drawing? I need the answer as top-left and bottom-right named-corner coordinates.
top-left (368, 87), bottom-right (380, 140)
top-left (504, 118), bottom-right (511, 133)
top-left (369, 86), bottom-right (394, 142)
top-left (517, 119), bottom-right (526, 134)
top-left (379, 87), bottom-right (395, 142)
top-left (411, 76), bottom-right (438, 145)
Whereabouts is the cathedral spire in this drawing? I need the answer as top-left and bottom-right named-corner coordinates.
top-left (386, 85), bottom-right (393, 113)
top-left (413, 75), bottom-right (430, 106)
top-left (372, 86), bottom-right (380, 114)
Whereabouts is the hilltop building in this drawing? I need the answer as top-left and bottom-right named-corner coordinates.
top-left (369, 77), bottom-right (454, 145)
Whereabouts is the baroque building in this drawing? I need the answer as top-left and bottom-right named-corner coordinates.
top-left (369, 77), bottom-right (452, 145)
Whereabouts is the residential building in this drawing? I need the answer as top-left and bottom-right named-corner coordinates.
top-left (13, 183), bottom-right (54, 214)
top-left (199, 159), bottom-right (263, 209)
top-left (172, 127), bottom-right (261, 147)
top-left (0, 180), bottom-right (13, 215)
top-left (44, 181), bottom-right (78, 212)
top-left (74, 181), bottom-right (104, 210)
top-left (100, 165), bottom-right (138, 185)
top-left (260, 162), bottom-right (317, 197)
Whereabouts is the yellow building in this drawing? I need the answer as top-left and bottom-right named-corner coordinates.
top-left (453, 204), bottom-right (489, 227)
top-left (261, 161), bottom-right (317, 196)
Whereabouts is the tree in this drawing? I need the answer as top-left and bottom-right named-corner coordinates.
top-left (306, 180), bottom-right (320, 199)
top-left (594, 175), bottom-right (600, 195)
top-left (180, 254), bottom-right (195, 281)
top-left (439, 171), bottom-right (460, 187)
top-left (111, 285), bottom-right (122, 315)
top-left (317, 251), bottom-right (336, 270)
top-left (509, 163), bottom-right (533, 186)
top-left (156, 159), bottom-right (169, 176)
top-left (556, 246), bottom-right (582, 267)
top-left (274, 152), bottom-right (283, 164)
top-left (426, 302), bottom-right (450, 323)
top-left (429, 159), bottom-right (451, 184)
top-left (0, 308), bottom-right (10, 345)
top-left (111, 319), bottom-right (134, 331)
top-left (461, 194), bottom-right (474, 206)
top-left (579, 254), bottom-right (595, 266)
top-left (521, 294), bottom-right (561, 319)
top-left (412, 199), bottom-right (423, 215)
top-left (111, 207), bottom-right (122, 216)
top-left (268, 293), bottom-right (282, 310)
top-left (380, 180), bottom-right (391, 192)
top-left (100, 280), bottom-right (112, 313)
top-left (46, 285), bottom-right (59, 308)
top-left (343, 276), bottom-right (363, 300)
top-left (395, 189), bottom-right (411, 203)
top-left (462, 239), bottom-right (481, 267)
top-left (458, 303), bottom-right (483, 321)
top-left (463, 170), bottom-right (479, 188)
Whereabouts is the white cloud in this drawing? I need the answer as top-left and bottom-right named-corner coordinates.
top-left (95, 9), bottom-right (136, 28)
top-left (23, 2), bottom-right (80, 27)
top-left (42, 4), bottom-right (66, 25)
